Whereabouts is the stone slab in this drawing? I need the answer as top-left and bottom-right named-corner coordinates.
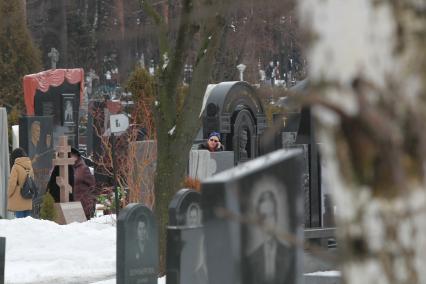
top-left (188, 150), bottom-right (234, 181)
top-left (54, 202), bottom-right (87, 225)
top-left (117, 203), bottom-right (158, 284)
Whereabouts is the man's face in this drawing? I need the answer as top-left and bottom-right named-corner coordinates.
top-left (137, 221), bottom-right (147, 242)
top-left (32, 123), bottom-right (40, 143)
top-left (187, 207), bottom-right (199, 226)
top-left (259, 198), bottom-right (276, 227)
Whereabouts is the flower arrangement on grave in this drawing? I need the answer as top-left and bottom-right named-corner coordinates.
top-left (96, 186), bottom-right (127, 214)
top-left (184, 176), bottom-right (201, 192)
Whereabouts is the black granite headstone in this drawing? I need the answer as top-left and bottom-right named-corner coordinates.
top-left (117, 203), bottom-right (158, 284)
top-left (168, 189), bottom-right (202, 227)
top-left (167, 189), bottom-right (207, 284)
top-left (201, 81), bottom-right (267, 164)
top-left (0, 237), bottom-right (5, 284)
top-left (19, 116), bottom-right (54, 218)
top-left (166, 227), bottom-right (207, 284)
top-left (33, 80), bottom-right (80, 147)
top-left (202, 149), bottom-right (304, 284)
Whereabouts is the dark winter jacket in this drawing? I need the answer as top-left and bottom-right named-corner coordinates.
top-left (72, 157), bottom-right (97, 219)
top-left (47, 165), bottom-right (74, 203)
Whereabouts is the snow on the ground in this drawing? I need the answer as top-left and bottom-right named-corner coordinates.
top-left (0, 215), bottom-right (118, 284)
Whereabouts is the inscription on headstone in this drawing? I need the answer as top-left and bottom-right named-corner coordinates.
top-left (54, 202), bottom-right (87, 225)
top-left (117, 204), bottom-right (158, 284)
top-left (202, 149), bottom-right (304, 284)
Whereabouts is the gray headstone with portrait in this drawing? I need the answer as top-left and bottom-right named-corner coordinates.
top-left (0, 237), bottom-right (5, 284)
top-left (188, 150), bottom-right (234, 181)
top-left (166, 189), bottom-right (207, 284)
top-left (202, 148), bottom-right (304, 284)
top-left (117, 203), bottom-right (158, 284)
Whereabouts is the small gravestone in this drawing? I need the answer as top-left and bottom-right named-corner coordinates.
top-left (188, 150), bottom-right (234, 181)
top-left (117, 203), bottom-right (158, 284)
top-left (54, 202), bottom-right (87, 225)
top-left (168, 189), bottom-right (202, 227)
top-left (166, 189), bottom-right (207, 284)
top-left (202, 148), bottom-right (304, 284)
top-left (0, 237), bottom-right (5, 284)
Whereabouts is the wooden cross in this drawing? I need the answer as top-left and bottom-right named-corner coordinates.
top-left (52, 136), bottom-right (74, 202)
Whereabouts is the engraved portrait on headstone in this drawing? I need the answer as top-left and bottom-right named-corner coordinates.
top-left (135, 215), bottom-right (149, 261)
top-left (239, 128), bottom-right (249, 162)
top-left (62, 94), bottom-right (75, 126)
top-left (186, 203), bottom-right (202, 227)
top-left (243, 176), bottom-right (291, 284)
top-left (117, 204), bottom-right (158, 284)
top-left (29, 120), bottom-right (41, 157)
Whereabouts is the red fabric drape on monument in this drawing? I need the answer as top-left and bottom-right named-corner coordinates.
top-left (23, 68), bottom-right (85, 115)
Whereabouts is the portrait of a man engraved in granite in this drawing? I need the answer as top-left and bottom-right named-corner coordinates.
top-left (243, 176), bottom-right (292, 284)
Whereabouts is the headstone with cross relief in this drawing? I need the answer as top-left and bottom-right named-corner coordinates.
top-left (52, 136), bottom-right (87, 224)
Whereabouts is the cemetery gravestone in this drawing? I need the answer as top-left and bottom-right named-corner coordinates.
top-left (201, 81), bottom-right (267, 164)
top-left (0, 237), bottom-right (4, 284)
top-left (52, 136), bottom-right (87, 224)
top-left (24, 68), bottom-right (84, 148)
top-left (19, 116), bottom-right (54, 218)
top-left (117, 203), bottom-right (158, 284)
top-left (168, 189), bottom-right (202, 227)
top-left (188, 150), bottom-right (234, 181)
top-left (167, 189), bottom-right (207, 284)
top-left (202, 148), bottom-right (304, 284)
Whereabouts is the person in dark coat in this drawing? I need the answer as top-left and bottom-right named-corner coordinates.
top-left (70, 148), bottom-right (97, 219)
top-left (47, 163), bottom-right (75, 203)
top-left (198, 131), bottom-right (224, 152)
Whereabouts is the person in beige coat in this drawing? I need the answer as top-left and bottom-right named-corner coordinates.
top-left (8, 148), bottom-right (34, 218)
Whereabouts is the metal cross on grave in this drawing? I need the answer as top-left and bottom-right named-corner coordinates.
top-left (52, 136), bottom-right (74, 203)
top-left (47, 47), bottom-right (60, 70)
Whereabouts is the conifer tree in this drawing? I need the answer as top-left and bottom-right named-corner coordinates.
top-left (0, 0), bottom-right (41, 111)
top-left (40, 192), bottom-right (57, 221)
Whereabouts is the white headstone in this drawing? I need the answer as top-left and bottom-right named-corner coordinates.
top-left (189, 150), bottom-right (234, 181)
top-left (0, 108), bottom-right (10, 218)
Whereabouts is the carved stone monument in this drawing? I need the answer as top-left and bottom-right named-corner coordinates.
top-left (201, 81), bottom-right (266, 164)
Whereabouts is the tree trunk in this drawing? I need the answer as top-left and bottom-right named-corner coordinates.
top-left (299, 1), bottom-right (426, 283)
